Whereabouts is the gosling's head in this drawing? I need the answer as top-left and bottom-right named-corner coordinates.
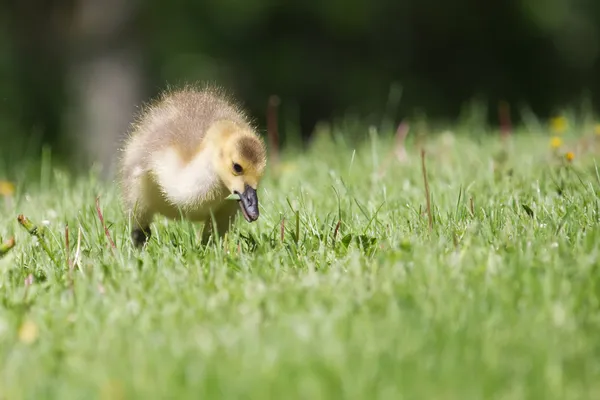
top-left (213, 124), bottom-right (267, 222)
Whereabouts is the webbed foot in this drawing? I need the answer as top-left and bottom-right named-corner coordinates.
top-left (131, 226), bottom-right (151, 248)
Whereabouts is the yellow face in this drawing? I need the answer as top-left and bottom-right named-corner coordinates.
top-left (215, 133), bottom-right (267, 222)
top-left (217, 135), bottom-right (266, 193)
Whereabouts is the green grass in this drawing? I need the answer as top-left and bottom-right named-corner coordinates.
top-left (1, 126), bottom-right (600, 399)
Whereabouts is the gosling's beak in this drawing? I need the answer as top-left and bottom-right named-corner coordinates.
top-left (235, 184), bottom-right (259, 222)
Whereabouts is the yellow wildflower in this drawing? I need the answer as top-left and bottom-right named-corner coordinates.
top-left (595, 124), bottom-right (600, 136)
top-left (18, 319), bottom-right (39, 344)
top-left (0, 180), bottom-right (15, 197)
top-left (550, 136), bottom-right (563, 149)
top-left (550, 116), bottom-right (567, 134)
top-left (565, 151), bottom-right (575, 162)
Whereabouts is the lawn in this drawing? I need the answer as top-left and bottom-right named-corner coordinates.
top-left (1, 122), bottom-right (600, 399)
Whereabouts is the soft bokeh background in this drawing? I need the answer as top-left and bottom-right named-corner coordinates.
top-left (1, 0), bottom-right (599, 175)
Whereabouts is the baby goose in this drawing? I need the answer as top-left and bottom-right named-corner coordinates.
top-left (119, 85), bottom-right (267, 247)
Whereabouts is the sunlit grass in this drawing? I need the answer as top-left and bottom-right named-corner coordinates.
top-left (1, 123), bottom-right (600, 399)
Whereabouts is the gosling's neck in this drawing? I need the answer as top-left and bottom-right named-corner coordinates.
top-left (150, 143), bottom-right (226, 209)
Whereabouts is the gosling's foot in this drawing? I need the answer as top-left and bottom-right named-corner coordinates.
top-left (131, 226), bottom-right (151, 248)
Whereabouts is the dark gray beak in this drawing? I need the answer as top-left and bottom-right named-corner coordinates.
top-left (235, 184), bottom-right (259, 222)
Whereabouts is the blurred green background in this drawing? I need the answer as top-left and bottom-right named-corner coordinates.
top-left (0, 0), bottom-right (599, 172)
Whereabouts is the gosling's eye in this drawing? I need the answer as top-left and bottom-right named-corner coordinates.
top-left (233, 163), bottom-right (243, 174)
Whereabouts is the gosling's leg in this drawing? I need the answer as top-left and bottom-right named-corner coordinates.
top-left (130, 209), bottom-right (154, 248)
top-left (201, 203), bottom-right (239, 244)
top-left (131, 225), bottom-right (152, 248)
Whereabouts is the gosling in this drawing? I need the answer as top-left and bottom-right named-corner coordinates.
top-left (118, 85), bottom-right (267, 248)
